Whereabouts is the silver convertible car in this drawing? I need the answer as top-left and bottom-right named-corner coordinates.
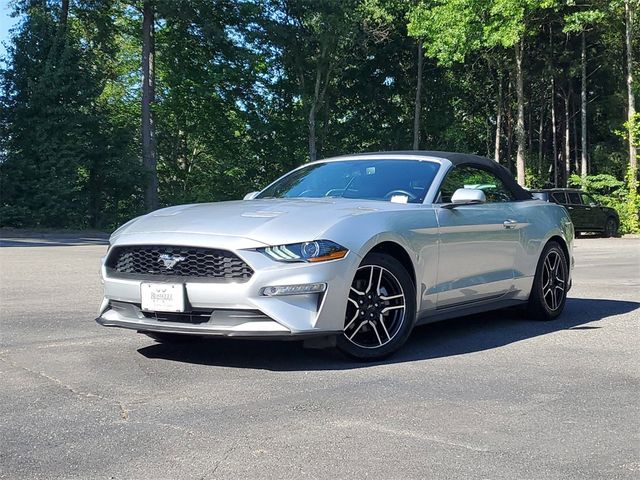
top-left (97, 151), bottom-right (574, 360)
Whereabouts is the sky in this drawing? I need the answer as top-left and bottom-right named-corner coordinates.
top-left (1, 1), bottom-right (18, 59)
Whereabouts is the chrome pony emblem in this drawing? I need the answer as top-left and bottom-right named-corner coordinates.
top-left (159, 253), bottom-right (186, 269)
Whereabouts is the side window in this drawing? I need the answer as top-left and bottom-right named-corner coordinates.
top-left (567, 192), bottom-right (582, 205)
top-left (437, 165), bottom-right (516, 203)
top-left (551, 192), bottom-right (567, 204)
top-left (580, 193), bottom-right (595, 206)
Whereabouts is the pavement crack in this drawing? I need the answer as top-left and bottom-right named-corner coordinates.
top-left (204, 440), bottom-right (240, 479)
top-left (0, 355), bottom-right (131, 421)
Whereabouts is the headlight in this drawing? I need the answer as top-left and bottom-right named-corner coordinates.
top-left (258, 240), bottom-right (348, 263)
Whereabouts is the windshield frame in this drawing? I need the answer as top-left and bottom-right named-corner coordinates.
top-left (256, 156), bottom-right (445, 205)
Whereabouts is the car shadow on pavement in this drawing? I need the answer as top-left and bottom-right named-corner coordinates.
top-left (137, 297), bottom-right (639, 371)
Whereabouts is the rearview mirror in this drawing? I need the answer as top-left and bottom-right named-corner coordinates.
top-left (442, 188), bottom-right (486, 209)
top-left (244, 191), bottom-right (259, 200)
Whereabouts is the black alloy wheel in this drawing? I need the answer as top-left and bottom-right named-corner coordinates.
top-left (337, 253), bottom-right (416, 360)
top-left (526, 241), bottom-right (568, 320)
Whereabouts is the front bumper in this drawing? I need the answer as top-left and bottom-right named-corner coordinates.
top-left (97, 233), bottom-right (361, 338)
top-left (96, 312), bottom-right (340, 340)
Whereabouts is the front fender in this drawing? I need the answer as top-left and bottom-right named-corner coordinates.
top-left (321, 205), bottom-right (439, 312)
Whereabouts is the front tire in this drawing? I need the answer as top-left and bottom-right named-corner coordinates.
top-left (526, 241), bottom-right (568, 320)
top-left (337, 253), bottom-right (416, 360)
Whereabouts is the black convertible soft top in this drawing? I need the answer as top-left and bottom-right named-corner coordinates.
top-left (345, 150), bottom-right (532, 201)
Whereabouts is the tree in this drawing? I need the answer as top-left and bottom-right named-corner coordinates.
top-left (261, 0), bottom-right (364, 162)
top-left (494, 71), bottom-right (503, 163)
top-left (409, 0), bottom-right (558, 186)
top-left (513, 39), bottom-right (526, 186)
top-left (563, 3), bottom-right (607, 180)
top-left (1, 0), bottom-right (637, 232)
top-left (625, 0), bottom-right (637, 184)
top-left (152, 0), bottom-right (268, 205)
top-left (141, 0), bottom-right (158, 211)
top-left (413, 39), bottom-right (424, 149)
top-left (0, 0), bottom-right (141, 229)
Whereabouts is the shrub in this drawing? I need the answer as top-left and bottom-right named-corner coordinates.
top-left (0, 205), bottom-right (32, 228)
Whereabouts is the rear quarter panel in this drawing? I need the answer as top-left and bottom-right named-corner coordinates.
top-left (512, 200), bottom-right (574, 284)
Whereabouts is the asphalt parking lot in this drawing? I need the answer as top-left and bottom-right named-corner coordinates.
top-left (0, 236), bottom-right (638, 479)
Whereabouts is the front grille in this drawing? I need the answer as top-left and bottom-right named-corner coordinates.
top-left (106, 245), bottom-right (253, 281)
top-left (142, 310), bottom-right (212, 324)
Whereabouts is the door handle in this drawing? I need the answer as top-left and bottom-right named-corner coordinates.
top-left (585, 208), bottom-right (591, 211)
top-left (567, 206), bottom-right (574, 210)
top-left (503, 219), bottom-right (518, 229)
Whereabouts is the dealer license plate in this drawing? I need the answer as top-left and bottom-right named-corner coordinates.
top-left (141, 283), bottom-right (185, 312)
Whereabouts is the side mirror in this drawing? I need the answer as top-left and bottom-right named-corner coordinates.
top-left (243, 191), bottom-right (259, 200)
top-left (442, 188), bottom-right (486, 209)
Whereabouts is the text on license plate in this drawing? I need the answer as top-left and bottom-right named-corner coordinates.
top-left (141, 283), bottom-right (185, 312)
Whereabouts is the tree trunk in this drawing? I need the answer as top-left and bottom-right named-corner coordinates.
top-left (308, 68), bottom-right (321, 162)
top-left (580, 31), bottom-right (588, 179)
top-left (494, 74), bottom-right (502, 163)
top-left (528, 109), bottom-right (533, 152)
top-left (60, 0), bottom-right (69, 30)
top-left (51, 0), bottom-right (69, 49)
top-left (142, 0), bottom-right (158, 211)
top-left (514, 42), bottom-right (526, 186)
top-left (548, 25), bottom-right (558, 187)
top-left (564, 91), bottom-right (570, 187)
top-left (413, 40), bottom-right (424, 150)
top-left (307, 45), bottom-right (331, 162)
top-left (486, 119), bottom-right (491, 157)
top-left (626, 0), bottom-right (637, 179)
top-left (308, 102), bottom-right (317, 162)
top-left (551, 77), bottom-right (558, 187)
top-left (506, 79), bottom-right (513, 172)
top-left (538, 104), bottom-right (544, 176)
top-left (573, 110), bottom-right (579, 173)
top-left (318, 96), bottom-right (331, 157)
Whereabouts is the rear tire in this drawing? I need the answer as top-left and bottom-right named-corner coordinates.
top-left (337, 253), bottom-right (416, 361)
top-left (604, 217), bottom-right (618, 238)
top-left (526, 241), bottom-right (568, 321)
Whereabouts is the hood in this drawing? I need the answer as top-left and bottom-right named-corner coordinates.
top-left (116, 198), bottom-right (399, 245)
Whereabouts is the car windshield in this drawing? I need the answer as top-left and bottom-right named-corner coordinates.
top-left (256, 159), bottom-right (440, 204)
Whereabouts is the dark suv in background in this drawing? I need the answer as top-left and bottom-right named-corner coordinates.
top-left (531, 188), bottom-right (619, 237)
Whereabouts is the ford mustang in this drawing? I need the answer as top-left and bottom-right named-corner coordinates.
top-left (97, 151), bottom-right (574, 360)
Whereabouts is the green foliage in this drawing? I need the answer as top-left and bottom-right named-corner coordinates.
top-left (408, 0), bottom-right (484, 65)
top-left (0, 1), bottom-right (142, 229)
top-left (0, 0), bottom-right (636, 230)
top-left (408, 0), bottom-right (558, 65)
top-left (568, 172), bottom-right (623, 191)
top-left (563, 10), bottom-right (606, 34)
top-left (620, 165), bottom-right (640, 234)
top-left (622, 113), bottom-right (640, 147)
top-left (525, 166), bottom-right (548, 189)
